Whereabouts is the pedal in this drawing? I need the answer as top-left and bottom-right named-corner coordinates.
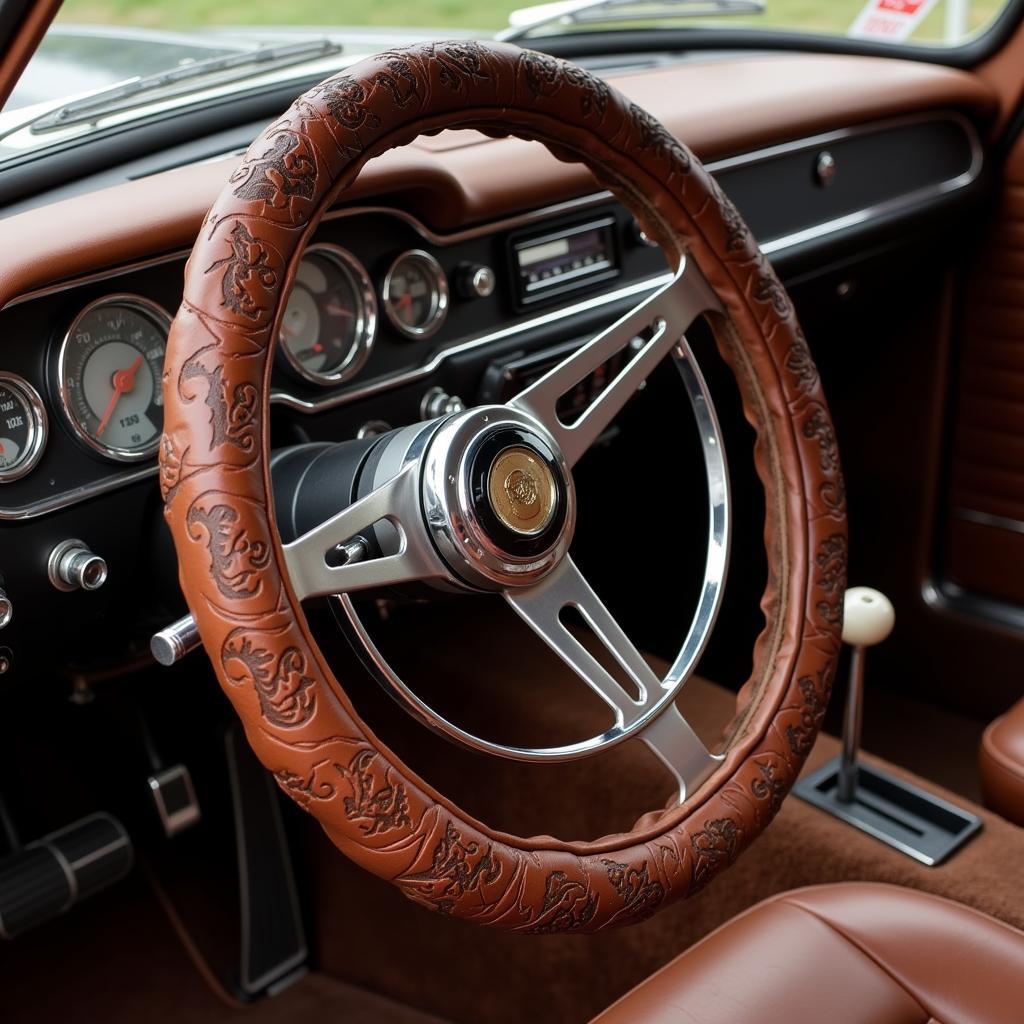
top-left (148, 764), bottom-right (201, 838)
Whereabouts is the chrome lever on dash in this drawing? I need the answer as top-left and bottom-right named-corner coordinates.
top-left (151, 538), bottom-right (368, 666)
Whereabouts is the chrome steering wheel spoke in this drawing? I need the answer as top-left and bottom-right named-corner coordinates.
top-left (639, 703), bottom-right (722, 803)
top-left (503, 555), bottom-right (660, 726)
top-left (504, 554), bottom-right (720, 801)
top-left (283, 461), bottom-right (442, 600)
top-left (509, 258), bottom-right (721, 467)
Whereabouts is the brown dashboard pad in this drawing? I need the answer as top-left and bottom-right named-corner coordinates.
top-left (0, 53), bottom-right (997, 312)
top-left (160, 41), bottom-right (846, 931)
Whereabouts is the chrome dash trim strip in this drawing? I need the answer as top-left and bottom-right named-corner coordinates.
top-left (0, 464), bottom-right (156, 521)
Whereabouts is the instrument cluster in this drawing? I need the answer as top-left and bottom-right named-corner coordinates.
top-left (0, 243), bottom-right (457, 491)
top-left (0, 199), bottom-right (662, 524)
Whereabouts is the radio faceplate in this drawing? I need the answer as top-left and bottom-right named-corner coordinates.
top-left (510, 216), bottom-right (620, 308)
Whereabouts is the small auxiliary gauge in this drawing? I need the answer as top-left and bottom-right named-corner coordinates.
top-left (56, 295), bottom-right (170, 462)
top-left (381, 249), bottom-right (449, 339)
top-left (0, 373), bottom-right (47, 483)
top-left (279, 245), bottom-right (377, 386)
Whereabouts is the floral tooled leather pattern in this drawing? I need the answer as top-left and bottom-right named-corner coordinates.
top-left (161, 41), bottom-right (846, 932)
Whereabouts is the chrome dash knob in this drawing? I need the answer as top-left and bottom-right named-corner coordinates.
top-left (48, 540), bottom-right (108, 592)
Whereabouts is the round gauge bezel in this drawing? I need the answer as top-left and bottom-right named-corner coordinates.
top-left (56, 294), bottom-right (172, 463)
top-left (381, 249), bottom-right (449, 340)
top-left (0, 373), bottom-right (48, 483)
top-left (278, 243), bottom-right (378, 387)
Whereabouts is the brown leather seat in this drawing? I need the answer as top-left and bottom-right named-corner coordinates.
top-left (980, 696), bottom-right (1024, 825)
top-left (591, 883), bottom-right (1024, 1024)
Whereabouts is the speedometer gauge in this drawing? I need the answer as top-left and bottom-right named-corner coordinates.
top-left (278, 245), bottom-right (376, 386)
top-left (56, 295), bottom-right (169, 462)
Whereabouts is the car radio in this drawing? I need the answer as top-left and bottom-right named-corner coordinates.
top-left (509, 216), bottom-right (620, 308)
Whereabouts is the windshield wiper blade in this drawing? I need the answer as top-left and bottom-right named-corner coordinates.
top-left (29, 37), bottom-right (341, 134)
top-left (500, 0), bottom-right (764, 43)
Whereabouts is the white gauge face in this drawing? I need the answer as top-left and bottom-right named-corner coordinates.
top-left (278, 246), bottom-right (376, 385)
top-left (58, 297), bottom-right (169, 462)
top-left (0, 375), bottom-right (47, 482)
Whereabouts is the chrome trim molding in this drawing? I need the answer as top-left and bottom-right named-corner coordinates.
top-left (0, 464), bottom-right (156, 521)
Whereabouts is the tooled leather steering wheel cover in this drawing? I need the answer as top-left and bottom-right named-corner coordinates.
top-left (161, 41), bottom-right (847, 932)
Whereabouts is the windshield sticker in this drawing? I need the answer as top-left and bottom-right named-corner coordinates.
top-left (848, 0), bottom-right (942, 41)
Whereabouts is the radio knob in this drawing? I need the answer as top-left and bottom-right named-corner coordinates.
top-left (456, 262), bottom-right (496, 300)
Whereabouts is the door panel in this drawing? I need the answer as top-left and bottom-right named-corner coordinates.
top-left (944, 131), bottom-right (1024, 610)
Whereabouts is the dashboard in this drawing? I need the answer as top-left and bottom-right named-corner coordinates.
top-left (0, 78), bottom-right (990, 685)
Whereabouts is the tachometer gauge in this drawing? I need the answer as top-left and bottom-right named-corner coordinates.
top-left (56, 295), bottom-right (169, 462)
top-left (279, 245), bottom-right (377, 386)
top-left (0, 373), bottom-right (47, 483)
top-left (381, 249), bottom-right (449, 339)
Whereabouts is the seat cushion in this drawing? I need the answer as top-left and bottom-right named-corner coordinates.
top-left (591, 882), bottom-right (1024, 1024)
top-left (980, 696), bottom-right (1024, 825)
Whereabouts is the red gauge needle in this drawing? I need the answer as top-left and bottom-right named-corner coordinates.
top-left (396, 293), bottom-right (413, 322)
top-left (96, 355), bottom-right (143, 438)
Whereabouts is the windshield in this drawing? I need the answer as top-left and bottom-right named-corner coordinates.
top-left (44, 0), bottom-right (1013, 45)
top-left (0, 0), bottom-right (1016, 158)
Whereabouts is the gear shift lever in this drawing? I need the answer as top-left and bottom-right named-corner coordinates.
top-left (795, 584), bottom-right (982, 865)
top-left (837, 587), bottom-right (895, 802)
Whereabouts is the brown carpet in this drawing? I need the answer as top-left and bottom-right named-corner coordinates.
top-left (299, 603), bottom-right (1024, 1024)
top-left (0, 872), bottom-right (446, 1024)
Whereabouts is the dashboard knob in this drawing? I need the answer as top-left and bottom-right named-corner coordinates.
top-left (0, 588), bottom-right (12, 629)
top-left (456, 262), bottom-right (496, 299)
top-left (48, 539), bottom-right (108, 593)
top-left (421, 387), bottom-right (466, 420)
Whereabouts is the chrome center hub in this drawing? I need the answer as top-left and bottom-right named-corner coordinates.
top-left (420, 405), bottom-right (576, 589)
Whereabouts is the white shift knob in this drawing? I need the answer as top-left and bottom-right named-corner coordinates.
top-left (842, 587), bottom-right (895, 647)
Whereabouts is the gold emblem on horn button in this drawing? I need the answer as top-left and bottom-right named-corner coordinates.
top-left (487, 446), bottom-right (557, 536)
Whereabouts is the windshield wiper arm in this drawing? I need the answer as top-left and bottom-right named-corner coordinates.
top-left (29, 37), bottom-right (341, 134)
top-left (500, 0), bottom-right (764, 43)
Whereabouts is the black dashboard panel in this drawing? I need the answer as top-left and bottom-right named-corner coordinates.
top-left (715, 113), bottom-right (980, 251)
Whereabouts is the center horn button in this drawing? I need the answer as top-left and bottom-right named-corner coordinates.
top-left (421, 406), bottom-right (576, 590)
top-left (469, 431), bottom-right (565, 555)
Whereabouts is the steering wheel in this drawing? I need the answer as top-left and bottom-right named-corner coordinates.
top-left (161, 40), bottom-right (846, 932)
